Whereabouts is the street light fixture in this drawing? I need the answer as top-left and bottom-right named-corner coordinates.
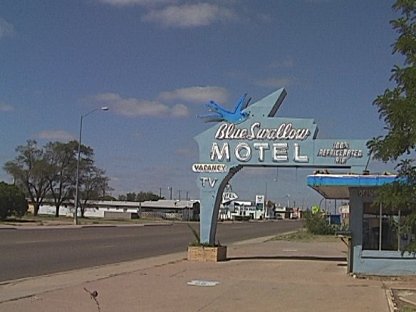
top-left (74, 106), bottom-right (109, 225)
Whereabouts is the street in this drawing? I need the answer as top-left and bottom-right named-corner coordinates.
top-left (0, 220), bottom-right (302, 282)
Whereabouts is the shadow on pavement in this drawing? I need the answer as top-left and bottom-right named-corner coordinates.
top-left (226, 255), bottom-right (347, 262)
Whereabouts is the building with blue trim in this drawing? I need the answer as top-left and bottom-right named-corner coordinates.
top-left (307, 173), bottom-right (416, 276)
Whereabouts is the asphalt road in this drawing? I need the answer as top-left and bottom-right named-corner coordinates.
top-left (0, 220), bottom-right (302, 282)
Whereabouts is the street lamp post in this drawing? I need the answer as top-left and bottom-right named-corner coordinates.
top-left (74, 106), bottom-right (109, 225)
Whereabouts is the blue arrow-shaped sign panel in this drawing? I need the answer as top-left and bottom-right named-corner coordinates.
top-left (193, 88), bottom-right (369, 244)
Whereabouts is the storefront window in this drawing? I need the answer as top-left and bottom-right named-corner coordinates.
top-left (362, 203), bottom-right (414, 251)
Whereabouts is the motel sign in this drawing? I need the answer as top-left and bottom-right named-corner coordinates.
top-left (194, 88), bottom-right (368, 244)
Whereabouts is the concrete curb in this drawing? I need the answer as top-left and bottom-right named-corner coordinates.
top-left (388, 287), bottom-right (416, 311)
top-left (230, 235), bottom-right (276, 246)
top-left (386, 289), bottom-right (397, 312)
top-left (0, 222), bottom-right (173, 230)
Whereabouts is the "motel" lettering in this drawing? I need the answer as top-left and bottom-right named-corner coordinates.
top-left (210, 142), bottom-right (308, 163)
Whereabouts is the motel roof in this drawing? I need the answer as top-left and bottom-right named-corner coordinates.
top-left (307, 173), bottom-right (398, 199)
top-left (86, 199), bottom-right (199, 209)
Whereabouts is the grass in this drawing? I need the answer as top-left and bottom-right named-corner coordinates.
top-left (272, 228), bottom-right (340, 242)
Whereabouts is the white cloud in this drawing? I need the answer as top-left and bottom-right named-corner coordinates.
top-left (93, 85), bottom-right (231, 118)
top-left (94, 92), bottom-right (189, 118)
top-left (171, 104), bottom-right (189, 117)
top-left (36, 130), bottom-right (75, 141)
top-left (142, 3), bottom-right (236, 28)
top-left (97, 0), bottom-right (175, 7)
top-left (158, 86), bottom-right (228, 103)
top-left (0, 103), bottom-right (14, 112)
top-left (0, 18), bottom-right (15, 39)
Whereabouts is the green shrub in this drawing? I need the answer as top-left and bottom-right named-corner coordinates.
top-left (304, 211), bottom-right (337, 235)
top-left (0, 182), bottom-right (28, 220)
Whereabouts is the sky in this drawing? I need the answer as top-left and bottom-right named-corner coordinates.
top-left (0, 0), bottom-right (403, 208)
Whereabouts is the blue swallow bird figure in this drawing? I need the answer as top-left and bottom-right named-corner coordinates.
top-left (198, 93), bottom-right (251, 124)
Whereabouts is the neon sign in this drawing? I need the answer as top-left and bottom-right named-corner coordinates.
top-left (193, 88), bottom-right (369, 244)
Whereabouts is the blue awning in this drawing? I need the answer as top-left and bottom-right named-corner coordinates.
top-left (307, 174), bottom-right (398, 199)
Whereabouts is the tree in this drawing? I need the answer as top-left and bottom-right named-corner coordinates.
top-left (126, 192), bottom-right (137, 202)
top-left (368, 1), bottom-right (416, 161)
top-left (44, 141), bottom-right (78, 217)
top-left (78, 166), bottom-right (112, 217)
top-left (101, 195), bottom-right (117, 201)
top-left (4, 140), bottom-right (111, 218)
top-left (135, 192), bottom-right (161, 202)
top-left (3, 140), bottom-right (49, 216)
top-left (44, 141), bottom-right (95, 217)
top-left (117, 191), bottom-right (162, 202)
top-left (368, 1), bottom-right (416, 254)
top-left (118, 194), bottom-right (127, 201)
top-left (0, 182), bottom-right (28, 220)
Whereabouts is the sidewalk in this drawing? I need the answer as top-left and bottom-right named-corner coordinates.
top-left (1, 237), bottom-right (414, 312)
